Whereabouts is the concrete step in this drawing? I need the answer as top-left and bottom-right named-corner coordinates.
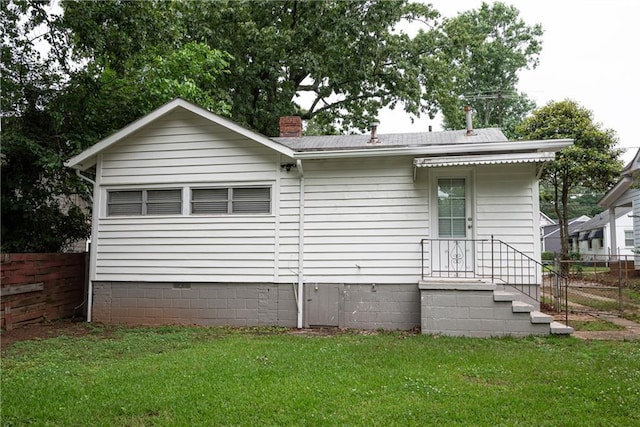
top-left (550, 321), bottom-right (574, 335)
top-left (530, 311), bottom-right (553, 324)
top-left (512, 301), bottom-right (534, 313)
top-left (493, 291), bottom-right (517, 302)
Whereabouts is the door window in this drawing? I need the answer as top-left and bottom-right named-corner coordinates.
top-left (437, 178), bottom-right (466, 238)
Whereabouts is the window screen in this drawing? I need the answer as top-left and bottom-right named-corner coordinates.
top-left (146, 189), bottom-right (182, 215)
top-left (191, 187), bottom-right (271, 214)
top-left (108, 190), bottom-right (143, 216)
top-left (107, 189), bottom-right (181, 216)
top-left (232, 187), bottom-right (271, 213)
top-left (191, 188), bottom-right (228, 214)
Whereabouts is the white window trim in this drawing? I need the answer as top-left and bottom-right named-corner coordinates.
top-left (101, 182), bottom-right (274, 218)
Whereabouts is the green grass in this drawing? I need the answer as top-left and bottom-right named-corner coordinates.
top-left (569, 319), bottom-right (626, 331)
top-left (2, 326), bottom-right (639, 426)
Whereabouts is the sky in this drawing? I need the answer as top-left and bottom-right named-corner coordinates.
top-left (379, 0), bottom-right (640, 164)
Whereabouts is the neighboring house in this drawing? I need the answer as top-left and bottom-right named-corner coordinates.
top-left (599, 149), bottom-right (640, 270)
top-left (541, 215), bottom-right (590, 255)
top-left (569, 208), bottom-right (634, 258)
top-left (540, 212), bottom-right (556, 228)
top-left (65, 98), bottom-right (573, 337)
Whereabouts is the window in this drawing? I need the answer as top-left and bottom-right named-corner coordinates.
top-left (191, 187), bottom-right (271, 215)
top-left (107, 189), bottom-right (181, 216)
top-left (437, 178), bottom-right (466, 238)
top-left (625, 230), bottom-right (634, 247)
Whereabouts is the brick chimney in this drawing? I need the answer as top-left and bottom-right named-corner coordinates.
top-left (279, 116), bottom-right (303, 137)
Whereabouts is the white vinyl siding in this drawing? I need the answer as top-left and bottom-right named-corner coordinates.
top-left (277, 173), bottom-right (303, 281)
top-left (99, 109), bottom-right (279, 186)
top-left (94, 109), bottom-right (283, 282)
top-left (298, 157), bottom-right (429, 284)
top-left (475, 164), bottom-right (537, 253)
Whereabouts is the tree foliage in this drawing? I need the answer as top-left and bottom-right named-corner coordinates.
top-left (438, 2), bottom-right (542, 138)
top-left (539, 185), bottom-right (605, 220)
top-left (517, 100), bottom-right (623, 260)
top-left (62, 0), bottom-right (453, 136)
top-left (0, 0), bottom-right (559, 252)
top-left (1, 0), bottom-right (90, 252)
top-left (2, 1), bottom-right (232, 252)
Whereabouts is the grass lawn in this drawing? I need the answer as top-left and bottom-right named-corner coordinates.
top-left (2, 326), bottom-right (639, 426)
top-left (568, 319), bottom-right (626, 331)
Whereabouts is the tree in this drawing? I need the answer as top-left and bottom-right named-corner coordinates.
top-left (55, 42), bottom-right (233, 152)
top-left (1, 1), bottom-right (232, 252)
top-left (61, 0), bottom-right (451, 136)
top-left (539, 185), bottom-right (605, 220)
top-left (3, 0), bottom-right (552, 252)
top-left (437, 2), bottom-right (543, 138)
top-left (517, 100), bottom-right (623, 263)
top-left (1, 0), bottom-right (91, 252)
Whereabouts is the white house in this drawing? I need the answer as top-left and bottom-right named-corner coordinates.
top-left (599, 149), bottom-right (640, 270)
top-left (570, 208), bottom-right (634, 259)
top-left (65, 98), bottom-right (573, 337)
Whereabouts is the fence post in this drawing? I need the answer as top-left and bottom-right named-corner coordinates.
top-left (618, 255), bottom-right (624, 312)
top-left (553, 257), bottom-right (559, 311)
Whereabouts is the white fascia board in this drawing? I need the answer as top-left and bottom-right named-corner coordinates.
top-left (292, 139), bottom-right (573, 160)
top-left (598, 176), bottom-right (633, 208)
top-left (65, 98), bottom-right (296, 170)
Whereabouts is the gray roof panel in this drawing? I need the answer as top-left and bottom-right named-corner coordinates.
top-left (272, 128), bottom-right (509, 152)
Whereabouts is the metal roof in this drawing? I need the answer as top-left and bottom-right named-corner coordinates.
top-left (273, 128), bottom-right (508, 152)
top-left (414, 152), bottom-right (555, 168)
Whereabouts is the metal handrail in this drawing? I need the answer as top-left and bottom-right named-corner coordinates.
top-left (421, 236), bottom-right (567, 306)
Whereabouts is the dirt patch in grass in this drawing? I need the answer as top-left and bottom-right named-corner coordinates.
top-left (3, 315), bottom-right (639, 348)
top-left (555, 312), bottom-right (640, 341)
top-left (1, 318), bottom-right (95, 348)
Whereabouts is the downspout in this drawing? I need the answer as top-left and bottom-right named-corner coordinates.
top-left (75, 169), bottom-right (96, 322)
top-left (297, 159), bottom-right (305, 329)
top-left (75, 169), bottom-right (95, 202)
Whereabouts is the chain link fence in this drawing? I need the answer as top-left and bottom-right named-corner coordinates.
top-left (542, 255), bottom-right (640, 323)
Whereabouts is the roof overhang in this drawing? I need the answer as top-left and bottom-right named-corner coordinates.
top-left (65, 98), bottom-right (296, 171)
top-left (598, 176), bottom-right (633, 208)
top-left (293, 139), bottom-right (572, 160)
top-left (413, 152), bottom-right (556, 168)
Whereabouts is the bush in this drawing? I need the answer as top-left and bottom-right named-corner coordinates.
top-left (541, 251), bottom-right (554, 261)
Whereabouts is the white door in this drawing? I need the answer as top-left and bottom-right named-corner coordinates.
top-left (431, 172), bottom-right (474, 276)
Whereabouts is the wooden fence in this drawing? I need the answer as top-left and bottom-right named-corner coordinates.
top-left (1, 253), bottom-right (88, 330)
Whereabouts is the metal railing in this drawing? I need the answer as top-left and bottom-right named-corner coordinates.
top-left (421, 236), bottom-right (567, 305)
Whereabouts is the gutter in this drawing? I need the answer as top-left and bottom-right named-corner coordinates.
top-left (296, 159), bottom-right (305, 329)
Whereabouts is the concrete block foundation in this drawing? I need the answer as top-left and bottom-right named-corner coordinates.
top-left (419, 279), bottom-right (548, 337)
top-left (91, 282), bottom-right (421, 330)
